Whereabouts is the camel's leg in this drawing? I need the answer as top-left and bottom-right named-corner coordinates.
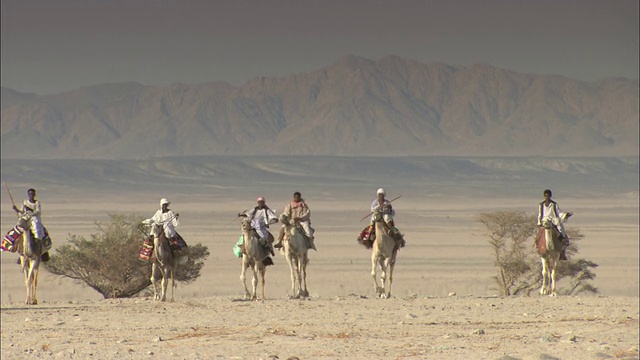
top-left (31, 259), bottom-right (40, 305)
top-left (259, 265), bottom-right (266, 303)
top-left (251, 264), bottom-right (259, 301)
top-left (379, 257), bottom-right (388, 298)
top-left (161, 266), bottom-right (170, 302)
top-left (539, 257), bottom-right (549, 295)
top-left (240, 259), bottom-right (251, 299)
top-left (286, 252), bottom-right (297, 298)
top-left (295, 257), bottom-right (303, 298)
top-left (170, 267), bottom-right (176, 302)
top-left (383, 256), bottom-right (395, 299)
top-left (549, 255), bottom-right (559, 297)
top-left (23, 257), bottom-right (31, 304)
top-left (151, 263), bottom-right (160, 301)
top-left (301, 255), bottom-right (309, 298)
top-left (371, 253), bottom-right (381, 296)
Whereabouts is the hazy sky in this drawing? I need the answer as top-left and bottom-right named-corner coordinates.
top-left (1, 0), bottom-right (638, 95)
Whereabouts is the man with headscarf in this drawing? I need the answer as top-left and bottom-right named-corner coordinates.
top-left (276, 191), bottom-right (316, 251)
top-left (142, 198), bottom-right (180, 240)
top-left (370, 188), bottom-right (405, 249)
top-left (537, 189), bottom-right (573, 260)
top-left (238, 196), bottom-right (278, 255)
top-left (13, 188), bottom-right (45, 240)
top-left (12, 188), bottom-right (51, 261)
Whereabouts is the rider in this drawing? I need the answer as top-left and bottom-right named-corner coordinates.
top-left (370, 188), bottom-right (405, 249)
top-left (142, 198), bottom-right (180, 242)
top-left (13, 188), bottom-right (45, 239)
top-left (12, 188), bottom-right (51, 261)
top-left (238, 196), bottom-right (278, 255)
top-left (276, 191), bottom-right (316, 251)
top-left (537, 189), bottom-right (573, 259)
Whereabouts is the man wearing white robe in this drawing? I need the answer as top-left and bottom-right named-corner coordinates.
top-left (143, 198), bottom-right (179, 239)
top-left (13, 188), bottom-right (45, 239)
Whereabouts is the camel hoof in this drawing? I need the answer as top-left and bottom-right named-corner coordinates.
top-left (301, 290), bottom-right (309, 298)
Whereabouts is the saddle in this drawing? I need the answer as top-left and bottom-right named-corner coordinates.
top-left (138, 233), bottom-right (189, 263)
top-left (2, 224), bottom-right (52, 259)
top-left (535, 227), bottom-right (564, 257)
top-left (357, 225), bottom-right (375, 249)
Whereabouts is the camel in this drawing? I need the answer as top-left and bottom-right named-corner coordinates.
top-left (239, 217), bottom-right (272, 302)
top-left (15, 217), bottom-right (44, 305)
top-left (149, 220), bottom-right (177, 302)
top-left (537, 218), bottom-right (563, 297)
top-left (370, 208), bottom-right (399, 298)
top-left (279, 213), bottom-right (310, 299)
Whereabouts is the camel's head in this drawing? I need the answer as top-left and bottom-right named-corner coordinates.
top-left (241, 217), bottom-right (252, 232)
top-left (16, 216), bottom-right (30, 230)
top-left (150, 221), bottom-right (164, 238)
top-left (279, 213), bottom-right (291, 225)
top-left (541, 218), bottom-right (554, 229)
top-left (372, 208), bottom-right (384, 222)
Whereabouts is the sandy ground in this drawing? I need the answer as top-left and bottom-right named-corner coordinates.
top-left (1, 189), bottom-right (638, 359)
top-left (1, 296), bottom-right (638, 360)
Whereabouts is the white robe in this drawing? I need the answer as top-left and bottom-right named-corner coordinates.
top-left (143, 209), bottom-right (179, 238)
top-left (243, 206), bottom-right (277, 239)
top-left (371, 198), bottom-right (395, 224)
top-left (20, 199), bottom-right (45, 239)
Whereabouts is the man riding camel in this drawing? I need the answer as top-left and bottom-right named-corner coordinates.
top-left (142, 198), bottom-right (187, 255)
top-left (276, 191), bottom-right (316, 251)
top-left (372, 188), bottom-right (405, 247)
top-left (537, 189), bottom-right (573, 260)
top-left (11, 188), bottom-right (51, 261)
top-left (359, 188), bottom-right (405, 249)
top-left (238, 196), bottom-right (278, 256)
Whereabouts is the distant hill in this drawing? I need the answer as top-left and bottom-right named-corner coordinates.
top-left (1, 55), bottom-right (638, 159)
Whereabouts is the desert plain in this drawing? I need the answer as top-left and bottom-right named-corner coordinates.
top-left (0, 156), bottom-right (638, 359)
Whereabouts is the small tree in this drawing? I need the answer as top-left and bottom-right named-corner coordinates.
top-left (477, 211), bottom-right (598, 296)
top-left (43, 213), bottom-right (210, 298)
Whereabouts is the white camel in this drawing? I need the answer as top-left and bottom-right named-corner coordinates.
top-left (15, 217), bottom-right (44, 305)
top-left (538, 218), bottom-right (563, 297)
top-left (279, 213), bottom-right (310, 299)
top-left (240, 217), bottom-right (272, 302)
top-left (149, 220), bottom-right (177, 302)
top-left (370, 208), bottom-right (399, 298)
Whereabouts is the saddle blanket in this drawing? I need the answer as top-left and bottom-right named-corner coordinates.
top-left (233, 235), bottom-right (244, 258)
top-left (357, 225), bottom-right (375, 249)
top-left (2, 225), bottom-right (24, 252)
top-left (2, 225), bottom-right (52, 254)
top-left (139, 234), bottom-right (189, 262)
top-left (138, 238), bottom-right (153, 262)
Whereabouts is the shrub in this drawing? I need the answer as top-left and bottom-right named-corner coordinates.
top-left (43, 213), bottom-right (209, 298)
top-left (477, 211), bottom-right (598, 296)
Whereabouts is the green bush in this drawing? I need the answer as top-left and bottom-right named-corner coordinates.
top-left (477, 211), bottom-right (598, 296)
top-left (43, 213), bottom-right (209, 298)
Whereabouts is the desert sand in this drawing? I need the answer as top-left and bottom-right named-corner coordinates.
top-left (1, 184), bottom-right (638, 359)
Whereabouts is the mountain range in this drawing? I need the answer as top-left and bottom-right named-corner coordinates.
top-left (1, 55), bottom-right (638, 159)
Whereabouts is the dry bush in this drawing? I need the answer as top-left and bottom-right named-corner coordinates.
top-left (477, 211), bottom-right (598, 296)
top-left (43, 213), bottom-right (209, 298)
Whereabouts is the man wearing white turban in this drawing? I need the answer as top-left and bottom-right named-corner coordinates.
top-left (142, 198), bottom-right (180, 239)
top-left (238, 196), bottom-right (278, 255)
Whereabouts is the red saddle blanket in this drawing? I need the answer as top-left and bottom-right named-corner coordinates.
top-left (138, 234), bottom-right (188, 262)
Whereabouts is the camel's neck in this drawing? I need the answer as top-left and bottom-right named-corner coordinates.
top-left (243, 230), bottom-right (255, 252)
top-left (22, 232), bottom-right (37, 258)
top-left (544, 228), bottom-right (555, 251)
top-left (154, 235), bottom-right (171, 262)
top-left (374, 221), bottom-right (391, 250)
